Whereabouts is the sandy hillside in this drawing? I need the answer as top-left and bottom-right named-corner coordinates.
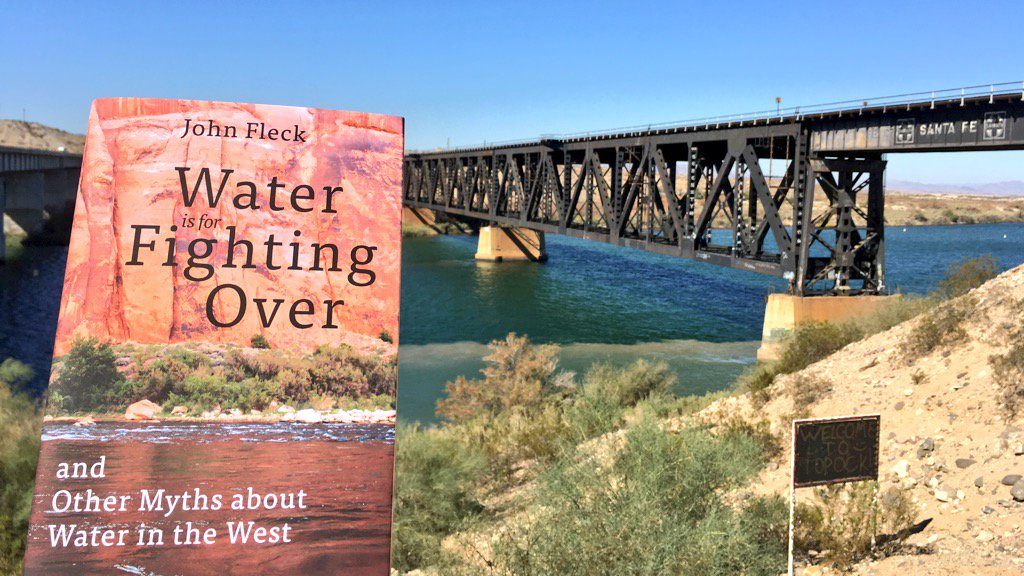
top-left (0, 119), bottom-right (84, 153)
top-left (686, 265), bottom-right (1024, 575)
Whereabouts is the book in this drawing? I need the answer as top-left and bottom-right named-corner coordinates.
top-left (22, 98), bottom-right (403, 575)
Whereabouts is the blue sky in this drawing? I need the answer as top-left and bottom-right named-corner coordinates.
top-left (2, 0), bottom-right (1023, 184)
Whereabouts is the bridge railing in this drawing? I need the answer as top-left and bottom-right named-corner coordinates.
top-left (410, 81), bottom-right (1024, 153)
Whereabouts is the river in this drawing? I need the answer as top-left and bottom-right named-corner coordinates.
top-left (3, 223), bottom-right (1023, 423)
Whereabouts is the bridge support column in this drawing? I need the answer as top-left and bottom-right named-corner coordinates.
top-left (3, 172), bottom-right (46, 242)
top-left (43, 168), bottom-right (79, 209)
top-left (757, 293), bottom-right (900, 362)
top-left (475, 226), bottom-right (547, 262)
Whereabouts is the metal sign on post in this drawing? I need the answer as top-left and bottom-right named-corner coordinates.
top-left (787, 414), bottom-right (880, 576)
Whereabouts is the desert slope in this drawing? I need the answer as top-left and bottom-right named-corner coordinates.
top-left (0, 119), bottom-right (84, 153)
top-left (688, 265), bottom-right (1024, 575)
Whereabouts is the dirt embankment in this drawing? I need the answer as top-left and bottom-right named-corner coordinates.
top-left (0, 120), bottom-right (84, 153)
top-left (688, 265), bottom-right (1024, 575)
top-left (885, 191), bottom-right (1024, 226)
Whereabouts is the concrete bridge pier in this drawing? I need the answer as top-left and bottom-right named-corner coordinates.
top-left (756, 293), bottom-right (899, 362)
top-left (43, 168), bottom-right (78, 208)
top-left (475, 226), bottom-right (547, 262)
top-left (2, 172), bottom-right (44, 262)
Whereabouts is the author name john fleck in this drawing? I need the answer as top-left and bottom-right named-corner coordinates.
top-left (180, 118), bottom-right (307, 142)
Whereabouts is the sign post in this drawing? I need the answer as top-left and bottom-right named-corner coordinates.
top-left (788, 414), bottom-right (880, 576)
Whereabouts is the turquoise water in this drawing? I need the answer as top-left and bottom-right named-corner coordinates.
top-left (397, 223), bottom-right (1024, 422)
top-left (3, 223), bottom-right (1023, 424)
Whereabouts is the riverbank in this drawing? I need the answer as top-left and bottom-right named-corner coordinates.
top-left (885, 191), bottom-right (1024, 226)
top-left (43, 406), bottom-right (397, 425)
top-left (391, 258), bottom-right (1022, 575)
top-left (45, 339), bottom-right (396, 421)
top-left (684, 262), bottom-right (1024, 574)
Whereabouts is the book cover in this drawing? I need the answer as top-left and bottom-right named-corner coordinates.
top-left (21, 98), bottom-right (404, 575)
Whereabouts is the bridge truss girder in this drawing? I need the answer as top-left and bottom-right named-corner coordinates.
top-left (404, 125), bottom-right (887, 296)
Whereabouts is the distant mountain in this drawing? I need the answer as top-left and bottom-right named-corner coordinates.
top-left (888, 179), bottom-right (1024, 197)
top-left (0, 120), bottom-right (84, 154)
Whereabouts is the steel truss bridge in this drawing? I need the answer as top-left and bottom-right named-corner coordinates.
top-left (404, 83), bottom-right (1024, 295)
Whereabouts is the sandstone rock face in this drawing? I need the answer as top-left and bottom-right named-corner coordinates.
top-left (124, 399), bottom-right (161, 421)
top-left (52, 98), bottom-right (403, 357)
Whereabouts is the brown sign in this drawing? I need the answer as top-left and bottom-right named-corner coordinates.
top-left (793, 415), bottom-right (879, 488)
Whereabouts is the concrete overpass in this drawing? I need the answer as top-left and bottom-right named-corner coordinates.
top-left (0, 146), bottom-right (81, 262)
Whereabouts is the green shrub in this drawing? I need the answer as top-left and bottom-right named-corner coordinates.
top-left (224, 345), bottom-right (397, 403)
top-left (225, 348), bottom-right (286, 381)
top-left (392, 425), bottom-right (486, 572)
top-left (437, 334), bottom-right (562, 423)
top-left (125, 348), bottom-right (209, 405)
top-left (51, 339), bottom-right (124, 413)
top-left (379, 330), bottom-right (393, 344)
top-left (640, 389), bottom-right (733, 420)
top-left (795, 482), bottom-right (917, 569)
top-left (0, 362), bottom-right (39, 576)
top-left (308, 345), bottom-right (396, 398)
top-left (910, 370), bottom-right (928, 386)
top-left (490, 420), bottom-right (785, 576)
top-left (469, 402), bottom-right (572, 475)
top-left (938, 255), bottom-right (999, 299)
top-left (250, 333), bottom-right (271, 349)
top-left (902, 297), bottom-right (975, 357)
top-left (741, 322), bottom-right (861, 407)
top-left (739, 364), bottom-right (778, 406)
top-left (777, 322), bottom-right (863, 375)
top-left (564, 360), bottom-right (675, 441)
top-left (0, 360), bottom-right (33, 394)
top-left (852, 296), bottom-right (930, 336)
top-left (579, 359), bottom-right (675, 408)
top-left (719, 416), bottom-right (782, 461)
top-left (563, 389), bottom-right (623, 441)
top-left (166, 374), bottom-right (283, 412)
top-left (789, 374), bottom-right (833, 417)
top-left (991, 302), bottom-right (1024, 416)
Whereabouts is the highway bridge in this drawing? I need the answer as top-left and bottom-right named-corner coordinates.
top-left (404, 82), bottom-right (1024, 297)
top-left (0, 145), bottom-right (81, 261)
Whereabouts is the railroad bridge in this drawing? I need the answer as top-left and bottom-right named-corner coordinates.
top-left (403, 83), bottom-right (1024, 358)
